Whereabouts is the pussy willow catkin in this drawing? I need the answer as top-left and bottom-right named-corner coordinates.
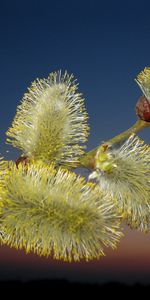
top-left (6, 71), bottom-right (89, 167)
top-left (92, 134), bottom-right (150, 232)
top-left (0, 160), bottom-right (122, 261)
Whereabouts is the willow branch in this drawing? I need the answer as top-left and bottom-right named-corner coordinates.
top-left (78, 119), bottom-right (150, 169)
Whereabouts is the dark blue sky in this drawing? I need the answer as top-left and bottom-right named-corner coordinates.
top-left (1, 0), bottom-right (150, 160)
top-left (1, 0), bottom-right (150, 284)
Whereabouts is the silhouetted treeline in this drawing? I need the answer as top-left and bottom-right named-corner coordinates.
top-left (0, 279), bottom-right (150, 293)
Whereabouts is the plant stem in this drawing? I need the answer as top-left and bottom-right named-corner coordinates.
top-left (79, 119), bottom-right (150, 169)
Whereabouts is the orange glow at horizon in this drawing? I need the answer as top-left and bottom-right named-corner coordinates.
top-left (0, 224), bottom-right (150, 274)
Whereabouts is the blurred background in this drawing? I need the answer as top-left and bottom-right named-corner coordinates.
top-left (0, 0), bottom-right (150, 286)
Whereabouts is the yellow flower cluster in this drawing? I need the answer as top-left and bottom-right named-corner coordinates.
top-left (0, 161), bottom-right (122, 261)
top-left (6, 71), bottom-right (89, 167)
top-left (0, 68), bottom-right (150, 261)
top-left (93, 134), bottom-right (150, 232)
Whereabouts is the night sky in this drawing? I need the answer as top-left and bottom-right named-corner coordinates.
top-left (0, 0), bottom-right (150, 284)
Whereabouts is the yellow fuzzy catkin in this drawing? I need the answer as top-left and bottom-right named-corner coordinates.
top-left (6, 71), bottom-right (89, 167)
top-left (135, 67), bottom-right (150, 102)
top-left (92, 134), bottom-right (150, 232)
top-left (0, 161), bottom-right (122, 262)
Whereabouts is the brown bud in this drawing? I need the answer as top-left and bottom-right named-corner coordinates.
top-left (135, 95), bottom-right (150, 122)
top-left (16, 156), bottom-right (30, 169)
